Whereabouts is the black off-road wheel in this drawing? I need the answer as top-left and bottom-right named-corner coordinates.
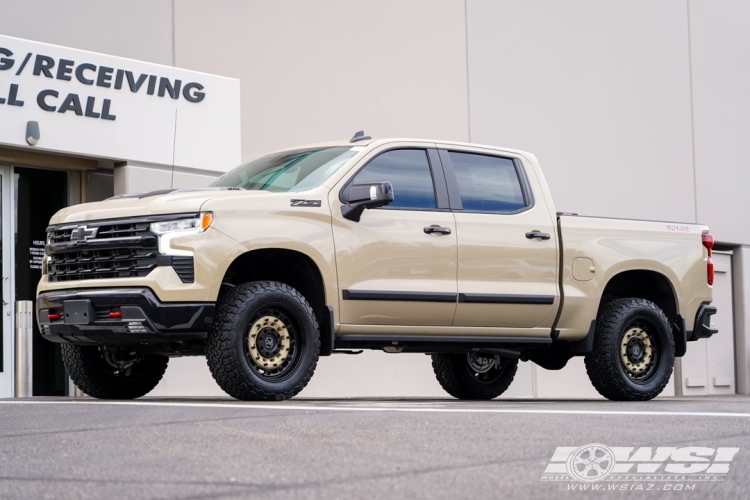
top-left (61, 344), bottom-right (168, 399)
top-left (432, 352), bottom-right (518, 400)
top-left (206, 281), bottom-right (320, 401)
top-left (585, 298), bottom-right (675, 401)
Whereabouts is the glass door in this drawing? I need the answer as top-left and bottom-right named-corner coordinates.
top-left (15, 166), bottom-right (70, 395)
top-left (0, 165), bottom-right (13, 398)
top-left (0, 164), bottom-right (73, 398)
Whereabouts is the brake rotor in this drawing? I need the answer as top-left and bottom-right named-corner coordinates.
top-left (248, 315), bottom-right (291, 370)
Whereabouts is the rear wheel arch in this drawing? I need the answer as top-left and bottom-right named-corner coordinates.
top-left (598, 269), bottom-right (678, 327)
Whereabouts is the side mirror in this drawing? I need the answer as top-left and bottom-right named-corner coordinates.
top-left (341, 181), bottom-right (394, 222)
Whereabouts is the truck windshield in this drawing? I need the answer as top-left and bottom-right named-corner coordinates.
top-left (210, 146), bottom-right (360, 192)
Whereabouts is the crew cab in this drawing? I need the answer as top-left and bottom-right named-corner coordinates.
top-left (37, 135), bottom-right (717, 401)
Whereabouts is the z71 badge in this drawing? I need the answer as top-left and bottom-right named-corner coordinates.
top-left (290, 199), bottom-right (322, 207)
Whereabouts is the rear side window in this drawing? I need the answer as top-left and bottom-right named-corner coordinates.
top-left (448, 151), bottom-right (526, 213)
top-left (350, 149), bottom-right (436, 209)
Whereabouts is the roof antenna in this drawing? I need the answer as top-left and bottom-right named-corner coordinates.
top-left (170, 109), bottom-right (177, 188)
top-left (350, 130), bottom-right (371, 143)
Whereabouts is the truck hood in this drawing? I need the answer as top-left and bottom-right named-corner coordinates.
top-left (49, 188), bottom-right (253, 224)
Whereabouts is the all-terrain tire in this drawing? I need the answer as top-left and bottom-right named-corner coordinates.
top-left (432, 353), bottom-right (518, 400)
top-left (61, 344), bottom-right (168, 399)
top-left (585, 298), bottom-right (675, 401)
top-left (206, 281), bottom-right (320, 401)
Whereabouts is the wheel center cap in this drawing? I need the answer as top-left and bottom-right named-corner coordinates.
top-left (627, 339), bottom-right (644, 362)
top-left (257, 328), bottom-right (281, 358)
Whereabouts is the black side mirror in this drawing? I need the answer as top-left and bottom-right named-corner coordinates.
top-left (341, 181), bottom-right (394, 222)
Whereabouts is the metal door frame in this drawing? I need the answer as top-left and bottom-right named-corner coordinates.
top-left (0, 164), bottom-right (16, 398)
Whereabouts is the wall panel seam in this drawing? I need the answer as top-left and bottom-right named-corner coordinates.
top-left (464, 0), bottom-right (472, 142)
top-left (171, 0), bottom-right (176, 67)
top-left (687, 0), bottom-right (698, 224)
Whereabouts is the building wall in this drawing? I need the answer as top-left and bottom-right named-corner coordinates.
top-left (0, 0), bottom-right (174, 65)
top-left (173, 0), bottom-right (470, 161)
top-left (466, 0), bottom-right (695, 224)
top-left (689, 0), bottom-right (750, 246)
top-left (3, 0), bottom-right (747, 399)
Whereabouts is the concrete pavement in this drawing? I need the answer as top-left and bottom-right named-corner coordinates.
top-left (1, 396), bottom-right (749, 499)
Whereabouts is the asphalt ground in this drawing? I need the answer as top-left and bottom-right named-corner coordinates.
top-left (0, 396), bottom-right (749, 500)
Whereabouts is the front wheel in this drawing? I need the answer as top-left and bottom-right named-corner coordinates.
top-left (61, 344), bottom-right (168, 399)
top-left (432, 352), bottom-right (518, 400)
top-left (585, 298), bottom-right (675, 401)
top-left (206, 281), bottom-right (320, 401)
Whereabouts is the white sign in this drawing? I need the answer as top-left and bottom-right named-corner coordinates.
top-left (0, 34), bottom-right (241, 172)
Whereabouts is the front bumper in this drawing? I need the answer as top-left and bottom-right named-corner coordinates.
top-left (37, 288), bottom-right (215, 345)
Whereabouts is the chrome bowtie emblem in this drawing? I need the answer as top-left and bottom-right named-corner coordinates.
top-left (71, 226), bottom-right (98, 241)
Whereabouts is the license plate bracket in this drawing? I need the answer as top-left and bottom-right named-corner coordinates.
top-left (63, 300), bottom-right (96, 325)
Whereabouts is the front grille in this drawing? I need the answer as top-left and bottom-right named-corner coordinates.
top-left (48, 222), bottom-right (150, 244)
top-left (48, 248), bottom-right (157, 282)
top-left (96, 222), bottom-right (149, 239)
top-left (48, 227), bottom-right (74, 245)
top-left (47, 220), bottom-right (159, 282)
top-left (46, 215), bottom-right (200, 283)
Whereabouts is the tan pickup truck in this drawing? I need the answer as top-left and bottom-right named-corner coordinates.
top-left (37, 135), bottom-right (717, 402)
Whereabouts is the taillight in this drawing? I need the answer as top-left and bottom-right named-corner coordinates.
top-left (702, 233), bottom-right (714, 285)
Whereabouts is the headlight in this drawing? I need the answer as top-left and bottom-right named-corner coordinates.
top-left (150, 213), bottom-right (213, 234)
top-left (151, 213), bottom-right (213, 257)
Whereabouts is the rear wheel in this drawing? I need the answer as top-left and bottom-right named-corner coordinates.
top-left (61, 344), bottom-right (168, 399)
top-left (206, 281), bottom-right (320, 401)
top-left (432, 352), bottom-right (518, 400)
top-left (585, 298), bottom-right (675, 401)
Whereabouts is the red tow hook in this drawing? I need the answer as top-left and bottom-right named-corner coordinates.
top-left (48, 312), bottom-right (61, 320)
top-left (109, 311), bottom-right (122, 318)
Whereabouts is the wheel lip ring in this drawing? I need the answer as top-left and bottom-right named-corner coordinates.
top-left (241, 302), bottom-right (306, 382)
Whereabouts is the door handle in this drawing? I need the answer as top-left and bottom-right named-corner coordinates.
top-left (2, 276), bottom-right (9, 305)
top-left (424, 226), bottom-right (452, 235)
top-left (525, 231), bottom-right (551, 240)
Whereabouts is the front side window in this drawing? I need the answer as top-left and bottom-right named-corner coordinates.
top-left (448, 151), bottom-right (526, 213)
top-left (211, 146), bottom-right (360, 192)
top-left (350, 149), bottom-right (436, 209)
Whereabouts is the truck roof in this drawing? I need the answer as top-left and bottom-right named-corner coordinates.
top-left (270, 137), bottom-right (536, 160)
